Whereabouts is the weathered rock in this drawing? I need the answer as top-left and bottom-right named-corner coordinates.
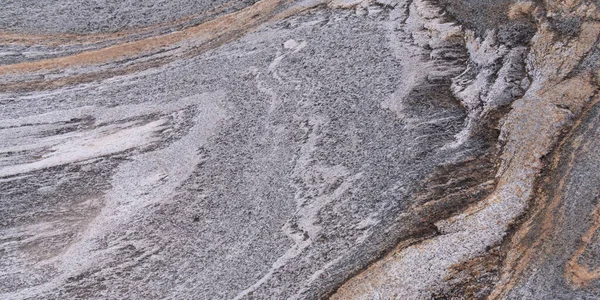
top-left (0, 0), bottom-right (599, 299)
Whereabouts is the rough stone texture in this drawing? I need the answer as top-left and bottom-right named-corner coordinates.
top-left (0, 0), bottom-right (250, 34)
top-left (0, 0), bottom-right (599, 299)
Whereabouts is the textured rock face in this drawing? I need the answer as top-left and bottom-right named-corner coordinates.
top-left (0, 0), bottom-right (599, 299)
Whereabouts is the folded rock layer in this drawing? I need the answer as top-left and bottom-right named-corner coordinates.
top-left (0, 0), bottom-right (598, 299)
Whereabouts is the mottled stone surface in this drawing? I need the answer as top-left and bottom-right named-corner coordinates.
top-left (0, 0), bottom-right (246, 34)
top-left (0, 0), bottom-right (599, 299)
top-left (496, 99), bottom-right (600, 300)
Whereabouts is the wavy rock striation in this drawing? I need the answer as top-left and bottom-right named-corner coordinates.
top-left (0, 0), bottom-right (599, 299)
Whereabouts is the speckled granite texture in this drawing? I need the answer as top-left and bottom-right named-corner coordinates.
top-left (1, 0), bottom-right (599, 299)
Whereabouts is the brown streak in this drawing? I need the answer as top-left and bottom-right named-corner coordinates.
top-left (564, 190), bottom-right (600, 287)
top-left (489, 92), bottom-right (600, 299)
top-left (0, 1), bottom-right (240, 46)
top-left (0, 0), bottom-right (282, 77)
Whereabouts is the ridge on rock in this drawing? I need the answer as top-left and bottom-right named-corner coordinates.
top-left (0, 0), bottom-right (599, 299)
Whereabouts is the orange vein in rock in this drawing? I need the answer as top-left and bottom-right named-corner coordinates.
top-left (0, 0), bottom-right (282, 76)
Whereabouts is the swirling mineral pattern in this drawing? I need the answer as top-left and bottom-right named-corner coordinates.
top-left (1, 0), bottom-right (599, 299)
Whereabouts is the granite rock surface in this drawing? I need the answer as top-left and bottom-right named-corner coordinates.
top-left (0, 0), bottom-right (599, 299)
